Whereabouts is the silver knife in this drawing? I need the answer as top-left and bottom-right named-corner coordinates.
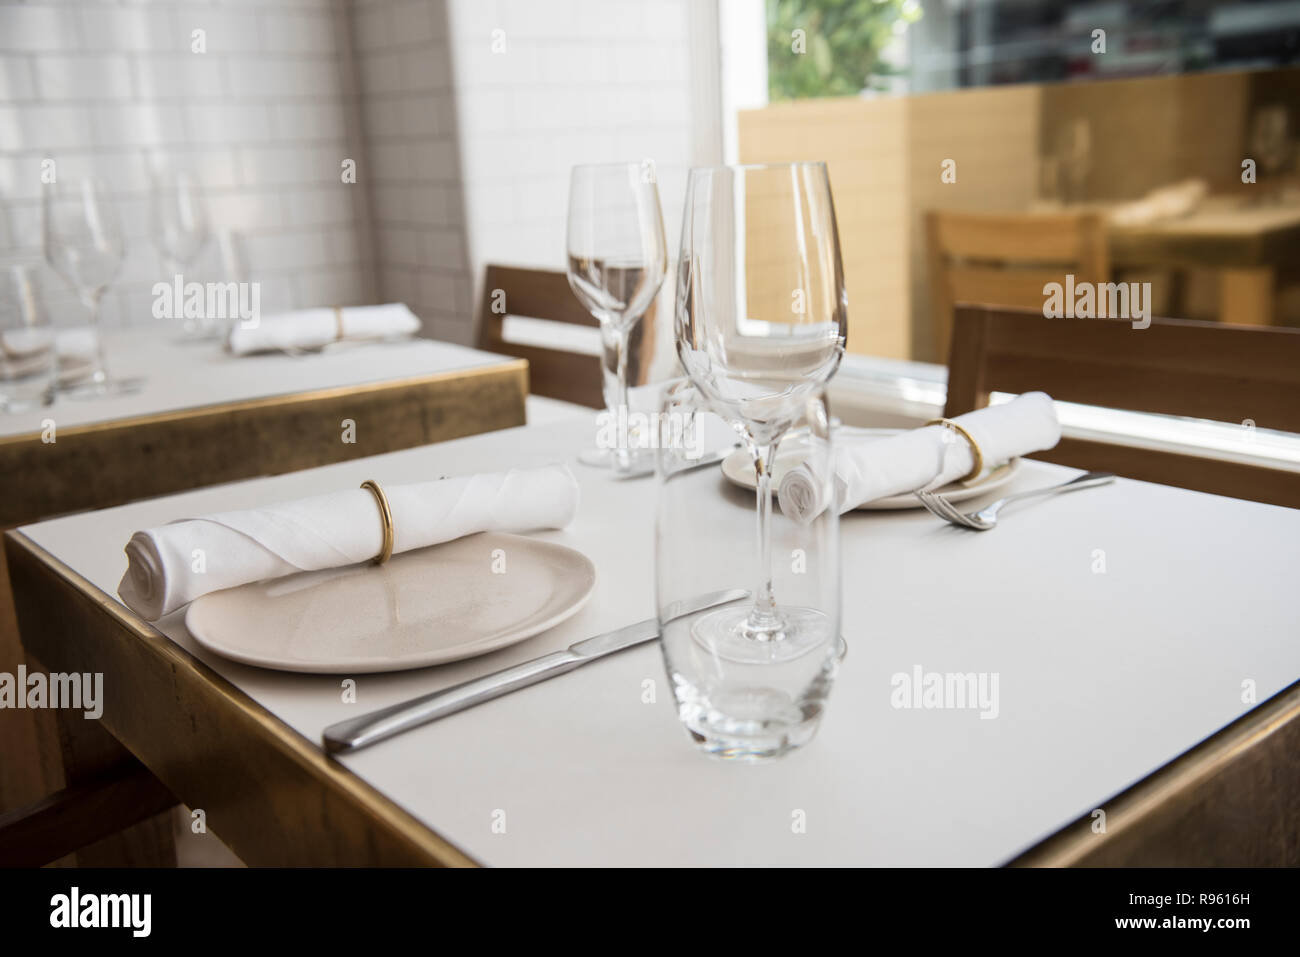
top-left (322, 588), bottom-right (748, 754)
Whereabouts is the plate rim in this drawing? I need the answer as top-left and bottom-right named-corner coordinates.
top-left (183, 532), bottom-right (597, 674)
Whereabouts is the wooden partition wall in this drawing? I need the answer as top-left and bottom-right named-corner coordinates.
top-left (738, 68), bottom-right (1293, 362)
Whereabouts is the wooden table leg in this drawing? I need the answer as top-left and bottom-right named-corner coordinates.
top-left (1220, 267), bottom-right (1277, 326)
top-left (0, 541), bottom-right (64, 816)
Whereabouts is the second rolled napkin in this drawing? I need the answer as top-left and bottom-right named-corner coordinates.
top-left (118, 465), bottom-right (580, 621)
top-left (227, 303), bottom-right (421, 355)
top-left (779, 392), bottom-right (1061, 522)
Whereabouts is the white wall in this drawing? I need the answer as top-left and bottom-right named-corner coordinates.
top-left (349, 0), bottom-right (473, 343)
top-left (0, 0), bottom-right (368, 330)
top-left (445, 0), bottom-right (713, 331)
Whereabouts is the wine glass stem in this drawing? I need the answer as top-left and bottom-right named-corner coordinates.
top-left (602, 321), bottom-right (632, 470)
top-left (749, 442), bottom-right (781, 635)
top-left (84, 291), bottom-right (110, 384)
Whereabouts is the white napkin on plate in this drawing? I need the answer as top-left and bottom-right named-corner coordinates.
top-left (118, 465), bottom-right (580, 621)
top-left (227, 303), bottom-right (420, 355)
top-left (779, 392), bottom-right (1061, 522)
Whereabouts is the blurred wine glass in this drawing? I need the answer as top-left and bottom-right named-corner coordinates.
top-left (42, 176), bottom-right (137, 397)
top-left (566, 161), bottom-right (667, 473)
top-left (676, 161), bottom-right (846, 662)
top-left (1250, 105), bottom-right (1291, 202)
top-left (151, 167), bottom-right (212, 335)
top-left (0, 264), bottom-right (56, 412)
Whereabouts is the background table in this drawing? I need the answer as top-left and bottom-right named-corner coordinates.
top-left (7, 418), bottom-right (1299, 866)
top-left (0, 326), bottom-right (527, 863)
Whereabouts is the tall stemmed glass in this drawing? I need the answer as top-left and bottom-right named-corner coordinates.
top-left (43, 176), bottom-right (137, 397)
top-left (151, 167), bottom-right (212, 336)
top-left (566, 161), bottom-right (667, 473)
top-left (677, 162), bottom-right (847, 662)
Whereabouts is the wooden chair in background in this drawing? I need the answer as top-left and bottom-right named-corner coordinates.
top-left (476, 265), bottom-right (603, 409)
top-left (945, 304), bottom-right (1300, 509)
top-left (926, 210), bottom-right (1109, 361)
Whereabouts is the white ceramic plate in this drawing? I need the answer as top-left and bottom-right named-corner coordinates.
top-left (184, 531), bottom-right (596, 674)
top-left (721, 428), bottom-right (1022, 511)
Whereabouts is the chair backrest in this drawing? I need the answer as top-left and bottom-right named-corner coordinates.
top-left (476, 264), bottom-right (604, 408)
top-left (945, 304), bottom-right (1300, 508)
top-left (925, 210), bottom-right (1109, 360)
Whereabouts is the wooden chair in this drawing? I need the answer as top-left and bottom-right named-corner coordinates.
top-left (476, 265), bottom-right (604, 408)
top-left (925, 210), bottom-right (1109, 361)
top-left (945, 304), bottom-right (1300, 509)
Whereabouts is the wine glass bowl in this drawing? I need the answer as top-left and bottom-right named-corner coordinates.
top-left (675, 162), bottom-right (846, 661)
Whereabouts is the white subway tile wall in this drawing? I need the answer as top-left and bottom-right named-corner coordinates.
top-left (1, 0), bottom-right (705, 346)
top-left (349, 0), bottom-right (473, 344)
top-left (445, 0), bottom-right (699, 332)
top-left (0, 0), bottom-right (368, 331)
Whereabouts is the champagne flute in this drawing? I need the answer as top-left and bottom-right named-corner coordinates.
top-left (42, 176), bottom-right (137, 397)
top-left (676, 162), bottom-right (847, 662)
top-left (566, 161), bottom-right (667, 473)
top-left (151, 167), bottom-right (212, 336)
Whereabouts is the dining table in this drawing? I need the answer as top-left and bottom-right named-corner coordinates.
top-left (0, 324), bottom-right (527, 861)
top-left (6, 415), bottom-right (1299, 866)
top-left (1040, 195), bottom-right (1300, 327)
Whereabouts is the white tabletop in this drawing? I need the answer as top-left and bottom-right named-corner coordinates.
top-left (17, 418), bottom-right (1300, 866)
top-left (0, 327), bottom-right (510, 438)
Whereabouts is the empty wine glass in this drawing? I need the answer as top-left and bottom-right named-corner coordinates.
top-left (566, 161), bottom-right (667, 473)
top-left (151, 166), bottom-right (212, 336)
top-left (43, 176), bottom-right (137, 397)
top-left (676, 161), bottom-right (847, 663)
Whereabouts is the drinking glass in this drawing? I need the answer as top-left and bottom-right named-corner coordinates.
top-left (655, 380), bottom-right (841, 759)
top-left (0, 264), bottom-right (56, 412)
top-left (676, 161), bottom-right (846, 664)
top-left (151, 167), bottom-right (212, 336)
top-left (42, 176), bottom-right (137, 397)
top-left (566, 161), bottom-right (667, 473)
top-left (1250, 105), bottom-right (1291, 202)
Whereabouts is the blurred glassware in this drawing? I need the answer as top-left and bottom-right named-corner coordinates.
top-left (655, 380), bottom-right (841, 760)
top-left (1056, 118), bottom-right (1091, 204)
top-left (1249, 105), bottom-right (1291, 202)
top-left (0, 264), bottom-right (56, 412)
top-left (676, 161), bottom-right (846, 664)
top-left (566, 161), bottom-right (668, 474)
top-left (42, 176), bottom-right (138, 397)
top-left (151, 166), bottom-right (212, 337)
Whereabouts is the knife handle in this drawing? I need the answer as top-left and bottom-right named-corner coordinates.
top-left (322, 650), bottom-right (580, 754)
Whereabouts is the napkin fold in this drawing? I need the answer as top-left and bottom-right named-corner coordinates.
top-left (778, 392), bottom-right (1061, 522)
top-left (118, 465), bottom-right (580, 621)
top-left (227, 303), bottom-right (420, 355)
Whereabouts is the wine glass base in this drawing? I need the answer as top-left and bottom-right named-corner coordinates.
top-left (61, 375), bottom-right (145, 399)
top-left (576, 447), bottom-right (651, 474)
top-left (690, 604), bottom-right (833, 664)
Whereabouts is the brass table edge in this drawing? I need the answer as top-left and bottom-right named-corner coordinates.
top-left (6, 528), bottom-right (481, 868)
top-left (0, 357), bottom-right (529, 448)
top-left (1006, 676), bottom-right (1300, 867)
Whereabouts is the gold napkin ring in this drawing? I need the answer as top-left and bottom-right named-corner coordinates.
top-left (360, 480), bottom-right (394, 565)
top-left (332, 305), bottom-right (345, 341)
top-left (924, 418), bottom-right (984, 483)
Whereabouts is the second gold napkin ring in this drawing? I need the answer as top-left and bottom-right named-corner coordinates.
top-left (924, 418), bottom-right (984, 484)
top-left (360, 480), bottom-right (394, 565)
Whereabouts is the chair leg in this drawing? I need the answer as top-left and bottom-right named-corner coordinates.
top-left (0, 761), bottom-right (177, 867)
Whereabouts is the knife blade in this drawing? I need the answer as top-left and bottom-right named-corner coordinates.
top-left (322, 587), bottom-right (748, 754)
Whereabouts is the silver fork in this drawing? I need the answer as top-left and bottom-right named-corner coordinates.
top-left (914, 470), bottom-right (1115, 530)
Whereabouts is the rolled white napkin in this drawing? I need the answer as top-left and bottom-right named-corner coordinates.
top-left (227, 303), bottom-right (420, 355)
top-left (118, 465), bottom-right (580, 621)
top-left (779, 392), bottom-right (1061, 522)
